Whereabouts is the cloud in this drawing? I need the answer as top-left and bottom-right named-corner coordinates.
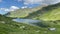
top-left (4, 9), bottom-right (10, 11)
top-left (10, 6), bottom-right (19, 9)
top-left (42, 0), bottom-right (60, 4)
top-left (21, 6), bottom-right (28, 9)
top-left (0, 6), bottom-right (20, 12)
top-left (9, 6), bottom-right (19, 11)
top-left (24, 0), bottom-right (42, 4)
top-left (23, 0), bottom-right (60, 5)
top-left (0, 8), bottom-right (10, 12)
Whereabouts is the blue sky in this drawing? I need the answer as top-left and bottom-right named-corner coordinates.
top-left (0, 0), bottom-right (41, 15)
top-left (0, 0), bottom-right (40, 8)
top-left (0, 0), bottom-right (24, 8)
top-left (0, 0), bottom-right (60, 15)
top-left (0, 0), bottom-right (59, 8)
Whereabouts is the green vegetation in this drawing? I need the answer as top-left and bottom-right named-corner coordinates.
top-left (7, 6), bottom-right (43, 18)
top-left (24, 3), bottom-right (60, 21)
top-left (0, 15), bottom-right (51, 34)
top-left (1, 14), bottom-right (60, 34)
top-left (0, 3), bottom-right (60, 34)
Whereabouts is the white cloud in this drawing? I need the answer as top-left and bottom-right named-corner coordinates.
top-left (0, 6), bottom-right (20, 12)
top-left (21, 6), bottom-right (28, 9)
top-left (0, 8), bottom-right (10, 12)
top-left (10, 6), bottom-right (19, 11)
top-left (9, 6), bottom-right (19, 11)
top-left (10, 6), bottom-right (19, 9)
top-left (4, 9), bottom-right (10, 11)
top-left (24, 0), bottom-right (42, 4)
top-left (23, 0), bottom-right (60, 5)
top-left (42, 0), bottom-right (60, 4)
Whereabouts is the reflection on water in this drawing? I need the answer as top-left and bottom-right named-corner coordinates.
top-left (12, 18), bottom-right (49, 27)
top-left (12, 18), bottom-right (40, 24)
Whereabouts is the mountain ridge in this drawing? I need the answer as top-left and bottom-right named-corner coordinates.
top-left (23, 3), bottom-right (60, 21)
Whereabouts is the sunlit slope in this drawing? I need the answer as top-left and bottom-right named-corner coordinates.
top-left (40, 8), bottom-right (60, 21)
top-left (24, 3), bottom-right (60, 21)
top-left (1, 15), bottom-right (60, 34)
top-left (40, 3), bottom-right (60, 21)
top-left (7, 6), bottom-right (43, 18)
top-left (0, 15), bottom-right (43, 34)
top-left (0, 15), bottom-right (50, 34)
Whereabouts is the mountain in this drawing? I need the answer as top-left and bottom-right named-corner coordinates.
top-left (6, 6), bottom-right (44, 18)
top-left (24, 3), bottom-right (60, 21)
top-left (5, 3), bottom-right (60, 21)
top-left (1, 2), bottom-right (60, 34)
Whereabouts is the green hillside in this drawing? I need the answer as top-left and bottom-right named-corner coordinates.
top-left (0, 15), bottom-right (50, 34)
top-left (1, 3), bottom-right (60, 34)
top-left (24, 3), bottom-right (60, 21)
top-left (0, 15), bottom-right (43, 34)
top-left (1, 14), bottom-right (60, 34)
top-left (7, 6), bottom-right (43, 18)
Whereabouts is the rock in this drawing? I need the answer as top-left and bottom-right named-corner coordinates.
top-left (48, 28), bottom-right (56, 31)
top-left (20, 26), bottom-right (25, 29)
top-left (0, 21), bottom-right (5, 23)
top-left (36, 30), bottom-right (40, 32)
top-left (44, 31), bottom-right (47, 33)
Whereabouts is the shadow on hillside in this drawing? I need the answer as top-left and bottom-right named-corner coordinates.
top-left (23, 3), bottom-right (60, 19)
top-left (32, 20), bottom-right (60, 28)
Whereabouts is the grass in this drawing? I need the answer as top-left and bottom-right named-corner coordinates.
top-left (1, 15), bottom-right (60, 34)
top-left (40, 7), bottom-right (60, 21)
top-left (7, 6), bottom-right (42, 18)
top-left (0, 3), bottom-right (60, 34)
top-left (23, 3), bottom-right (60, 21)
top-left (0, 15), bottom-right (48, 34)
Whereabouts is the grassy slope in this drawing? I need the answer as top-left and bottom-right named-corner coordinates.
top-left (1, 15), bottom-right (60, 34)
top-left (40, 8), bottom-right (60, 21)
top-left (40, 3), bottom-right (60, 21)
top-left (0, 15), bottom-right (49, 34)
top-left (1, 3), bottom-right (60, 34)
top-left (7, 6), bottom-right (43, 18)
top-left (24, 3), bottom-right (60, 21)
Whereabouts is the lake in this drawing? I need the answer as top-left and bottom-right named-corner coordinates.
top-left (12, 18), bottom-right (41, 25)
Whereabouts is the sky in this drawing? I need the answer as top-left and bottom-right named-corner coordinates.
top-left (0, 0), bottom-right (60, 15)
